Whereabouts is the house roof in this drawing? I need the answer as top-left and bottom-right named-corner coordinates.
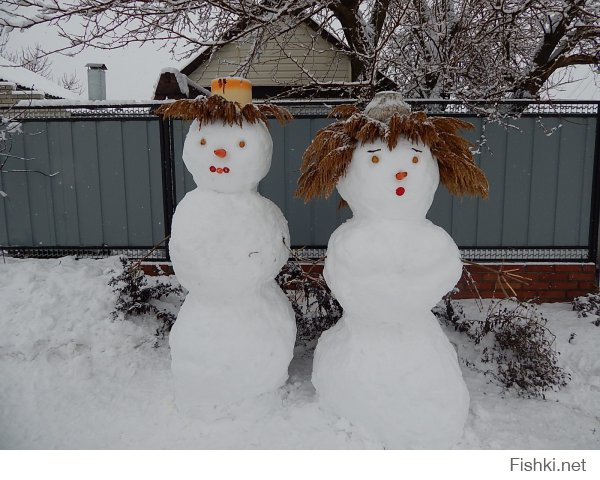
top-left (179, 18), bottom-right (352, 77)
top-left (0, 55), bottom-right (80, 100)
top-left (153, 18), bottom-right (396, 100)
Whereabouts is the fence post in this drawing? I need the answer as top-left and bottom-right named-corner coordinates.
top-left (588, 103), bottom-right (600, 273)
top-left (159, 116), bottom-right (176, 261)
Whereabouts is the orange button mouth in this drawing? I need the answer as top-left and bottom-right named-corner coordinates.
top-left (214, 148), bottom-right (227, 158)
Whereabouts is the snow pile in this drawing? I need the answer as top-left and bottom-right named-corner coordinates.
top-left (0, 257), bottom-right (599, 448)
top-left (0, 257), bottom-right (174, 448)
top-left (451, 300), bottom-right (600, 449)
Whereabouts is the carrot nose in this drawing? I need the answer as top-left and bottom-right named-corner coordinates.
top-left (214, 148), bottom-right (227, 158)
top-left (396, 171), bottom-right (408, 180)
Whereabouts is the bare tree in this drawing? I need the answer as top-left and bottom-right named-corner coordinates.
top-left (0, 30), bottom-right (84, 94)
top-left (0, 0), bottom-right (598, 101)
top-left (1, 42), bottom-right (52, 78)
top-left (58, 72), bottom-right (83, 94)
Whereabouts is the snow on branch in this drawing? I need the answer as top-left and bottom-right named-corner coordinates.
top-left (0, 0), bottom-right (598, 107)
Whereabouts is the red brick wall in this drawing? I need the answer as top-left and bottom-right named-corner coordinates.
top-left (142, 262), bottom-right (598, 303)
top-left (455, 263), bottom-right (598, 302)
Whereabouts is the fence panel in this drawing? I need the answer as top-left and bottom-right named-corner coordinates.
top-left (0, 118), bottom-right (165, 249)
top-left (171, 113), bottom-right (597, 256)
top-left (1, 102), bottom-right (597, 263)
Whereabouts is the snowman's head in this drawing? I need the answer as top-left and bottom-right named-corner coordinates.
top-left (297, 100), bottom-right (489, 217)
top-left (156, 95), bottom-right (292, 193)
top-left (337, 137), bottom-right (439, 220)
top-left (183, 119), bottom-right (272, 193)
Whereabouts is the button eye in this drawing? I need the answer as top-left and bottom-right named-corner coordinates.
top-left (371, 155), bottom-right (379, 164)
top-left (200, 138), bottom-right (206, 146)
top-left (239, 140), bottom-right (246, 148)
top-left (412, 156), bottom-right (419, 164)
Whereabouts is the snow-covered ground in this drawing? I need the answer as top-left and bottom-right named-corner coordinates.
top-left (0, 256), bottom-right (598, 449)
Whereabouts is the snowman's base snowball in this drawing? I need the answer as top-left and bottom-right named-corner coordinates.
top-left (169, 283), bottom-right (296, 419)
top-left (312, 313), bottom-right (470, 449)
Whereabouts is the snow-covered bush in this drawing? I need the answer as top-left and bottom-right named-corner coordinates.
top-left (276, 258), bottom-right (342, 344)
top-left (108, 257), bottom-right (184, 344)
top-left (435, 296), bottom-right (570, 398)
top-left (0, 116), bottom-right (22, 141)
top-left (572, 293), bottom-right (600, 326)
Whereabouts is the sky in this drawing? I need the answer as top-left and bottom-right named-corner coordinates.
top-left (4, 22), bottom-right (182, 101)
top-left (3, 20), bottom-right (599, 101)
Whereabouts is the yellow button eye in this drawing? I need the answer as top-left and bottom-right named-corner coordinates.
top-left (371, 155), bottom-right (379, 164)
top-left (239, 140), bottom-right (246, 148)
top-left (200, 138), bottom-right (206, 145)
top-left (412, 156), bottom-right (419, 164)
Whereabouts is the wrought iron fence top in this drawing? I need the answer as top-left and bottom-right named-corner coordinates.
top-left (1, 98), bottom-right (597, 120)
top-left (0, 101), bottom-right (168, 120)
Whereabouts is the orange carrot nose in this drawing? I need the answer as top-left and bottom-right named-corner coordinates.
top-left (214, 148), bottom-right (227, 158)
top-left (396, 171), bottom-right (408, 180)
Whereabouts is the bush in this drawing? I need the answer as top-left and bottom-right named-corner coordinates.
top-left (435, 296), bottom-right (570, 398)
top-left (276, 258), bottom-right (342, 344)
top-left (108, 257), bottom-right (184, 344)
top-left (572, 292), bottom-right (600, 326)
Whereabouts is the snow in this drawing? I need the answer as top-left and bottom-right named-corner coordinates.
top-left (168, 118), bottom-right (295, 417)
top-left (0, 255), bottom-right (598, 449)
top-left (363, 91), bottom-right (410, 121)
top-left (0, 54), bottom-right (81, 100)
top-left (158, 68), bottom-right (211, 97)
top-left (14, 99), bottom-right (169, 107)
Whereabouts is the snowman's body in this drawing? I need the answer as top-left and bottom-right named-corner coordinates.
top-left (312, 137), bottom-right (469, 448)
top-left (169, 120), bottom-right (296, 418)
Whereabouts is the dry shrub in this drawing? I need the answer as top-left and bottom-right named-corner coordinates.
top-left (435, 296), bottom-right (570, 398)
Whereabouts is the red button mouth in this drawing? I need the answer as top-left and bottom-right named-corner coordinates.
top-left (396, 187), bottom-right (406, 196)
top-left (209, 165), bottom-right (230, 174)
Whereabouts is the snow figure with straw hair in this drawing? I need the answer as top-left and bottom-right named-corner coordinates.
top-left (296, 92), bottom-right (489, 448)
top-left (156, 78), bottom-right (296, 418)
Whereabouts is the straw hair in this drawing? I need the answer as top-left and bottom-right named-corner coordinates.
top-left (296, 105), bottom-right (489, 202)
top-left (155, 95), bottom-right (293, 128)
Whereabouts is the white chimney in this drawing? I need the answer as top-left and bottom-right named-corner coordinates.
top-left (86, 63), bottom-right (107, 100)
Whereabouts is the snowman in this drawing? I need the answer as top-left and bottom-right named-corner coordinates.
top-left (156, 78), bottom-right (296, 418)
top-left (296, 92), bottom-right (488, 448)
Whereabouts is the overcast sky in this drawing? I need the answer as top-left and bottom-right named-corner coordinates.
top-left (4, 23), bottom-right (181, 101)
top-left (4, 21), bottom-right (599, 101)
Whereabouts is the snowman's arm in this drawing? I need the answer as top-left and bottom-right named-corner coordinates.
top-left (403, 228), bottom-right (463, 295)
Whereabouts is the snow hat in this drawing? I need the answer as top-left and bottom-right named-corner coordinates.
top-left (296, 94), bottom-right (489, 202)
top-left (211, 77), bottom-right (253, 106)
top-left (363, 91), bottom-right (411, 122)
